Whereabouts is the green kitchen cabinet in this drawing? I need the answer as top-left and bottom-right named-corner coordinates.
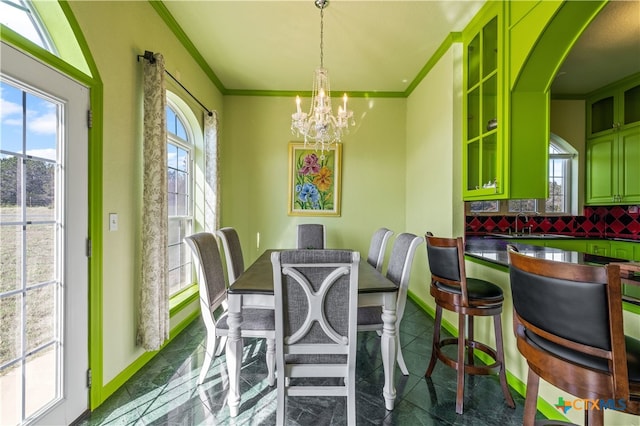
top-left (463, 8), bottom-right (505, 200)
top-left (543, 239), bottom-right (587, 253)
top-left (588, 76), bottom-right (640, 137)
top-left (610, 241), bottom-right (636, 261)
top-left (586, 240), bottom-right (610, 257)
top-left (586, 76), bottom-right (640, 205)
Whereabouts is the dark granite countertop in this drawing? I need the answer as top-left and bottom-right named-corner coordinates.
top-left (464, 237), bottom-right (627, 268)
top-left (465, 237), bottom-right (640, 304)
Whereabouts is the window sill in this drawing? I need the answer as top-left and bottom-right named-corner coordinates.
top-left (169, 283), bottom-right (199, 317)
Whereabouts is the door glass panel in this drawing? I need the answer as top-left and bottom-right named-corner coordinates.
top-left (0, 84), bottom-right (24, 153)
top-left (25, 158), bottom-right (55, 221)
top-left (25, 91), bottom-right (58, 156)
top-left (0, 293), bottom-right (20, 364)
top-left (0, 155), bottom-right (22, 221)
top-left (0, 224), bottom-right (22, 291)
top-left (26, 224), bottom-right (55, 285)
top-left (482, 74), bottom-right (498, 133)
top-left (482, 17), bottom-right (498, 77)
top-left (467, 87), bottom-right (480, 140)
top-left (0, 78), bottom-right (62, 424)
top-left (467, 34), bottom-right (480, 88)
top-left (467, 141), bottom-right (479, 190)
top-left (481, 133), bottom-right (498, 187)
top-left (25, 284), bottom-right (56, 352)
top-left (24, 345), bottom-right (57, 419)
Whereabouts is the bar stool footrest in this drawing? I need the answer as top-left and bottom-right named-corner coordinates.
top-left (435, 337), bottom-right (502, 376)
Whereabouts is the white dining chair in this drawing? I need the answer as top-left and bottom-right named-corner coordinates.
top-left (367, 227), bottom-right (394, 271)
top-left (215, 227), bottom-right (244, 285)
top-left (271, 249), bottom-right (360, 425)
top-left (297, 223), bottom-right (326, 249)
top-left (358, 232), bottom-right (423, 376)
top-left (185, 232), bottom-right (276, 385)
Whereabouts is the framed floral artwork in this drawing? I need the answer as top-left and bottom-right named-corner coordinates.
top-left (288, 142), bottom-right (342, 216)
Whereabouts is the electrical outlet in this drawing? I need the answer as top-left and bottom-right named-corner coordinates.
top-left (109, 213), bottom-right (118, 231)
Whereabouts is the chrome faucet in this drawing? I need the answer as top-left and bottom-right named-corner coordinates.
top-left (515, 212), bottom-right (529, 234)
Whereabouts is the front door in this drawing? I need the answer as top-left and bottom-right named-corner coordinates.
top-left (0, 42), bottom-right (89, 425)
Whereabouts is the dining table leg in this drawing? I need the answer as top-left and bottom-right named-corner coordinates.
top-left (380, 292), bottom-right (398, 411)
top-left (225, 294), bottom-right (243, 417)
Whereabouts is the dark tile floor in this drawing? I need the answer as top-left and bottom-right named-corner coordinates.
top-left (79, 299), bottom-right (539, 425)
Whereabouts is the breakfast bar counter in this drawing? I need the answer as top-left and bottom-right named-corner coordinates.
top-left (456, 236), bottom-right (640, 425)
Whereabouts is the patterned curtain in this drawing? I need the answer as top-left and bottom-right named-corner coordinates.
top-left (138, 52), bottom-right (169, 351)
top-left (204, 112), bottom-right (220, 233)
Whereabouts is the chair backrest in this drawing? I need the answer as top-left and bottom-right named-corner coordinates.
top-left (367, 228), bottom-right (394, 271)
top-left (184, 233), bottom-right (228, 323)
top-left (271, 249), bottom-right (359, 368)
top-left (507, 247), bottom-right (629, 401)
top-left (215, 227), bottom-right (244, 284)
top-left (297, 224), bottom-right (326, 249)
top-left (425, 234), bottom-right (469, 305)
top-left (385, 233), bottom-right (423, 322)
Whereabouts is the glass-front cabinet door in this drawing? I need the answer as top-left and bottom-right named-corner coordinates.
top-left (463, 14), bottom-right (504, 199)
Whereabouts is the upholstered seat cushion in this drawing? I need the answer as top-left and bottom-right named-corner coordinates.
top-left (434, 277), bottom-right (504, 302)
top-left (357, 306), bottom-right (383, 326)
top-left (217, 308), bottom-right (275, 331)
top-left (526, 330), bottom-right (640, 383)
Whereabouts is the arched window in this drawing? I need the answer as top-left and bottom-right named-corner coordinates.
top-left (470, 133), bottom-right (577, 215)
top-left (166, 100), bottom-right (194, 296)
top-left (0, 0), bottom-right (56, 53)
top-left (508, 134), bottom-right (577, 215)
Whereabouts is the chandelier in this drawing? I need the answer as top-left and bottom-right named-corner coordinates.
top-left (291, 0), bottom-right (355, 151)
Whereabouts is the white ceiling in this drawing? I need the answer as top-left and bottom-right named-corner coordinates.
top-left (162, 0), bottom-right (640, 96)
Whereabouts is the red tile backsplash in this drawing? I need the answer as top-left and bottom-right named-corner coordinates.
top-left (465, 205), bottom-right (640, 240)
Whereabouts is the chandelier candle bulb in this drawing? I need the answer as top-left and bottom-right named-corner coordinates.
top-left (296, 96), bottom-right (302, 114)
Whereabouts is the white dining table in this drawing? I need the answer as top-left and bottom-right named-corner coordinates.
top-left (224, 249), bottom-right (399, 417)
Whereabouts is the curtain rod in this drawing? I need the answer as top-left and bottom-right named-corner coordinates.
top-left (138, 50), bottom-right (213, 117)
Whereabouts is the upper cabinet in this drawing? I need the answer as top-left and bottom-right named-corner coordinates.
top-left (463, 2), bottom-right (615, 202)
top-left (586, 75), bottom-right (640, 205)
top-left (588, 78), bottom-right (640, 136)
top-left (463, 12), bottom-right (504, 199)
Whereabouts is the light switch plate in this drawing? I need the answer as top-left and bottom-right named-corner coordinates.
top-left (109, 213), bottom-right (118, 231)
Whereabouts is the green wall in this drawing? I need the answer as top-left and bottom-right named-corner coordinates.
top-left (67, 0), bottom-right (223, 397)
top-left (405, 44), bottom-right (465, 303)
top-left (220, 95), bottom-right (407, 263)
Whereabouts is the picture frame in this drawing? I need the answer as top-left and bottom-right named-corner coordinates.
top-left (288, 142), bottom-right (342, 216)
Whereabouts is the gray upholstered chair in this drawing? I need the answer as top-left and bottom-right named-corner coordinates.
top-left (367, 227), bottom-right (394, 271)
top-left (215, 227), bottom-right (244, 284)
top-left (271, 249), bottom-right (360, 425)
top-left (296, 223), bottom-right (325, 249)
top-left (508, 247), bottom-right (640, 426)
top-left (357, 232), bottom-right (423, 376)
top-left (185, 232), bottom-right (275, 386)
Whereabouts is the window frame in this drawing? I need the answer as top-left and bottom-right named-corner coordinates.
top-left (1, 0), bottom-right (57, 53)
top-left (467, 134), bottom-right (577, 216)
top-left (166, 99), bottom-right (195, 297)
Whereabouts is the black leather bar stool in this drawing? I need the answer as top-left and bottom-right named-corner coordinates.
top-left (424, 233), bottom-right (514, 414)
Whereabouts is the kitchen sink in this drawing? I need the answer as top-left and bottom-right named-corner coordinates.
top-left (486, 233), bottom-right (573, 239)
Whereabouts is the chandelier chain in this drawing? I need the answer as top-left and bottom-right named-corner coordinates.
top-left (319, 7), bottom-right (324, 68)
